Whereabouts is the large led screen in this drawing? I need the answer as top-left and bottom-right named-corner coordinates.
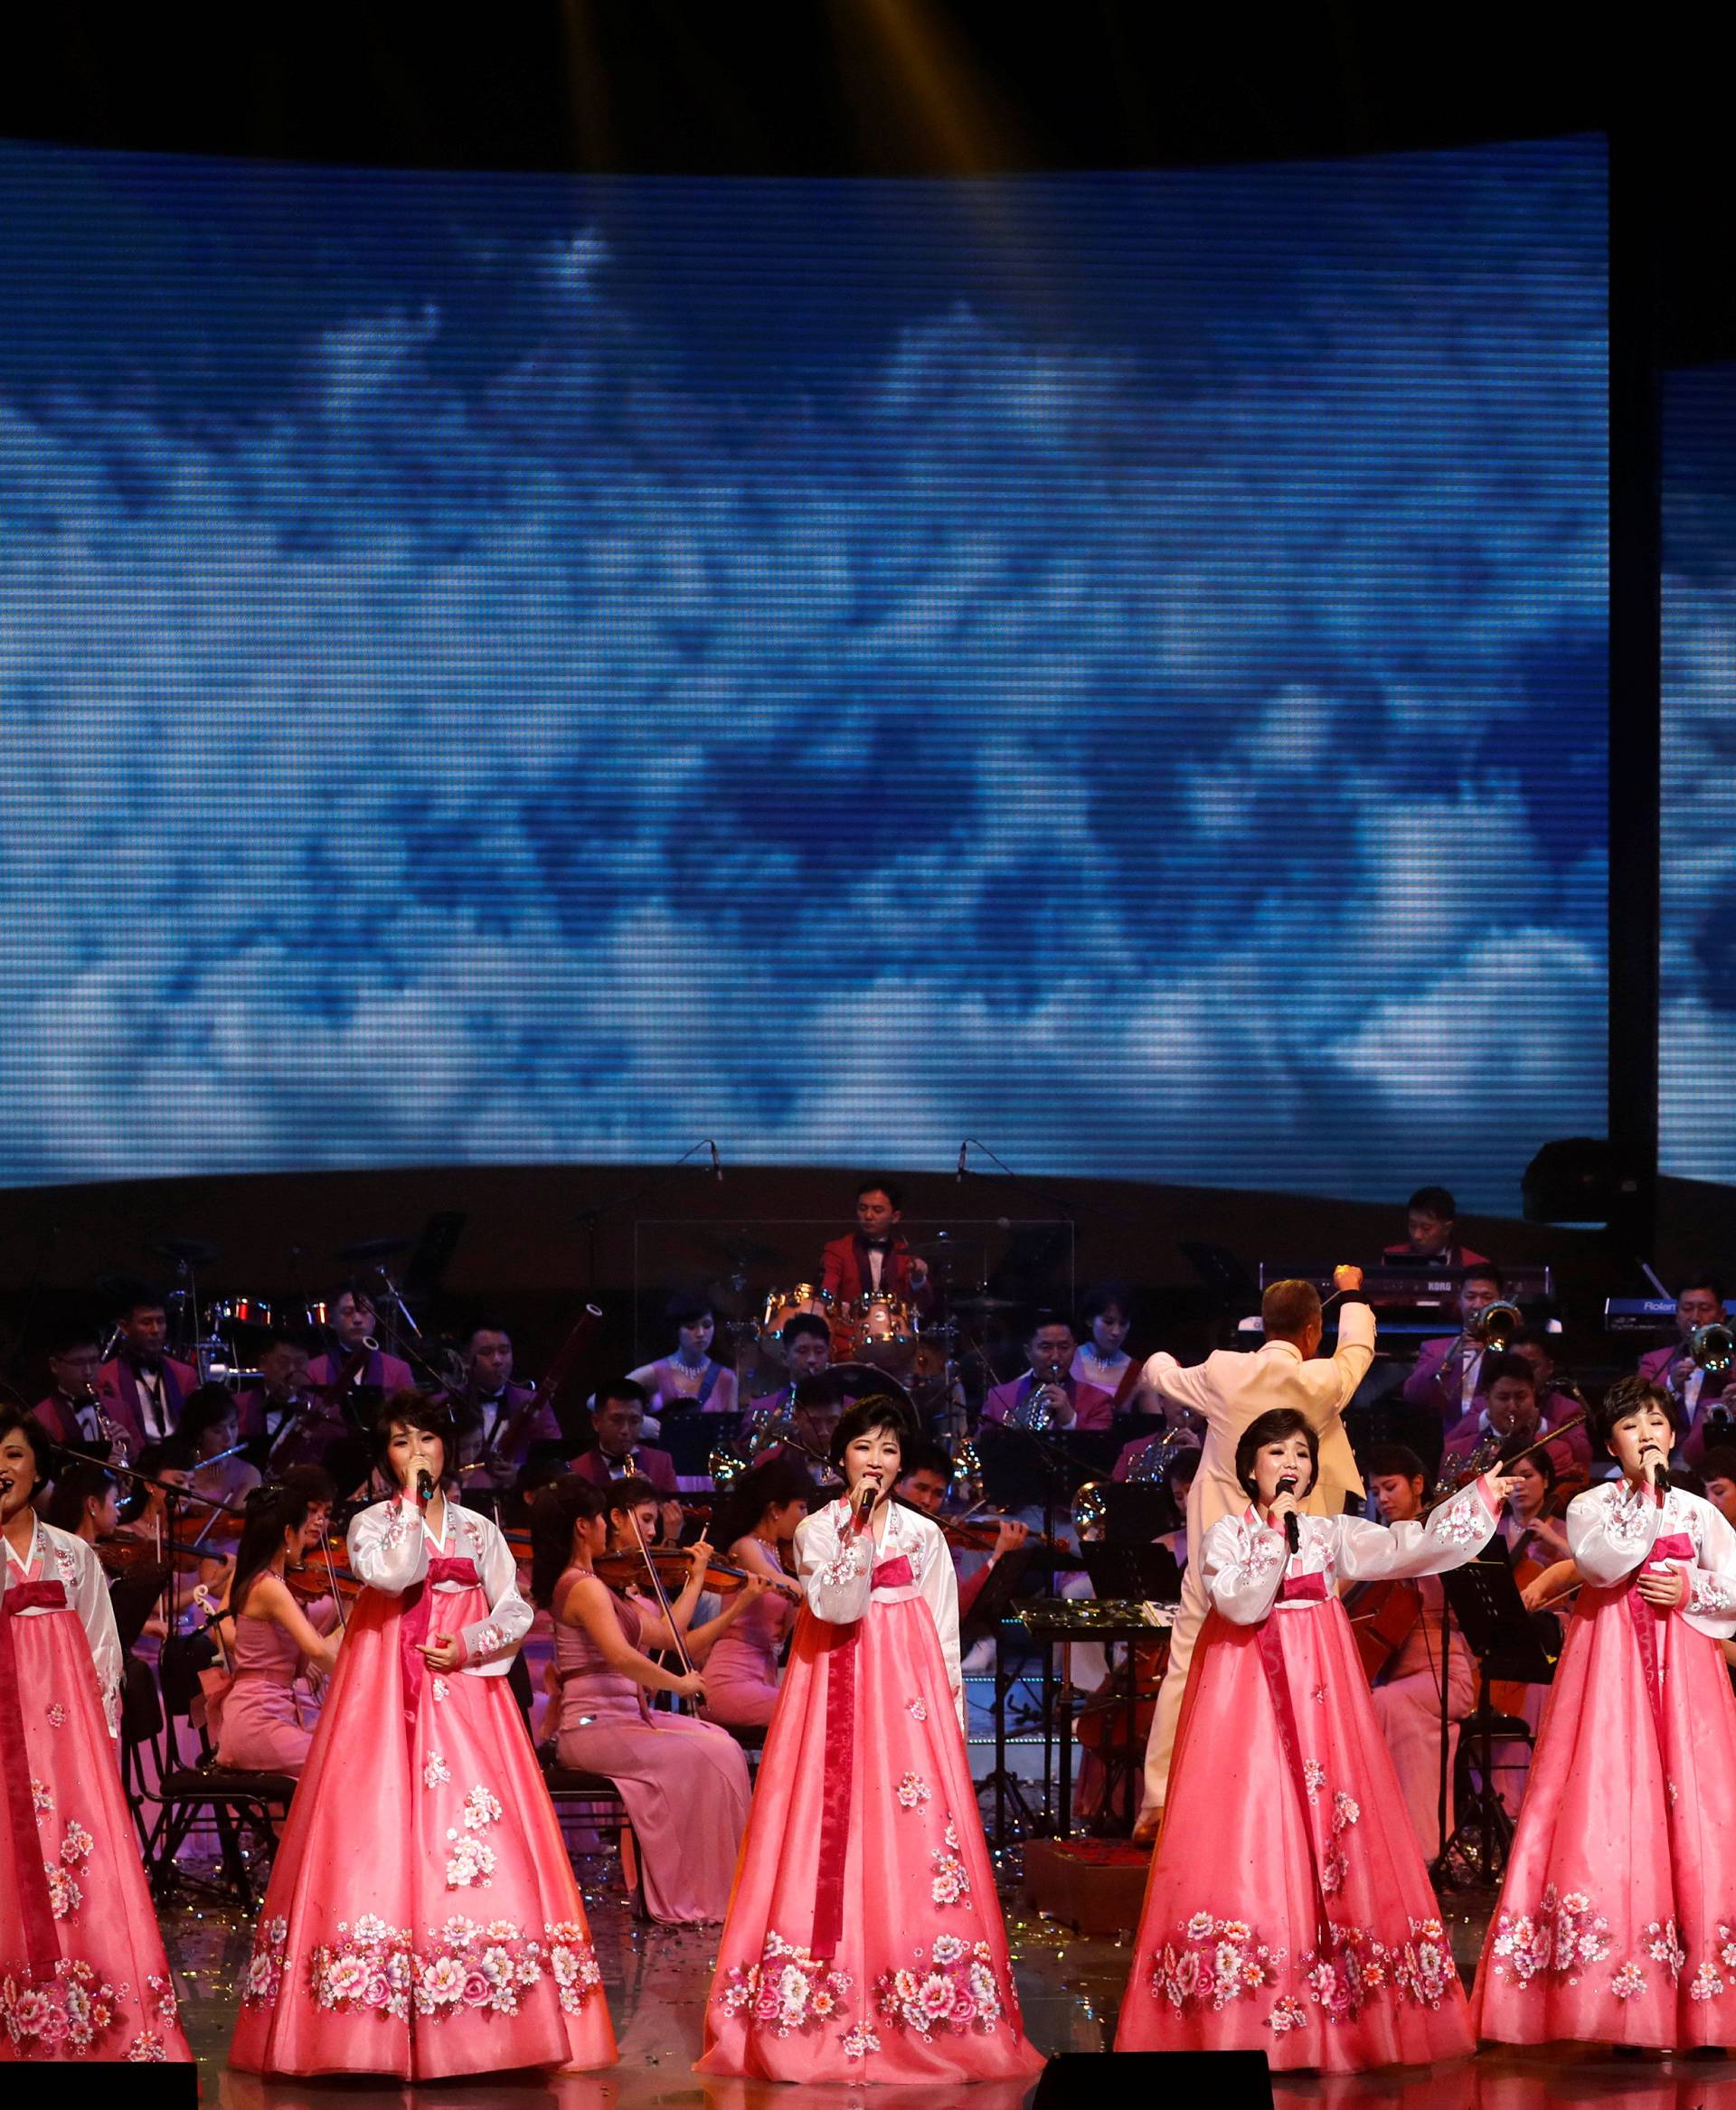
top-left (1662, 365), bottom-right (1736, 1183)
top-left (0, 137), bottom-right (1607, 1203)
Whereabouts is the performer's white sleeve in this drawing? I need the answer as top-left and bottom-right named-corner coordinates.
top-left (69, 1535), bottom-right (124, 1738)
top-left (1332, 1478), bottom-right (1500, 1581)
top-left (797, 1504), bottom-right (874, 1625)
top-left (1140, 1350), bottom-right (1214, 1417)
top-left (1566, 1485), bottom-right (1661, 1587)
top-left (347, 1496), bottom-right (430, 1595)
top-left (1202, 1514), bottom-right (1288, 1625)
top-left (458, 1514), bottom-right (533, 1676)
top-left (915, 1521), bottom-right (966, 1733)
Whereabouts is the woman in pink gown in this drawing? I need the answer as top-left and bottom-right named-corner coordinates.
top-left (230, 1394), bottom-right (616, 2079)
top-left (1473, 1375), bottom-right (1736, 2051)
top-left (1116, 1407), bottom-right (1513, 2074)
top-left (0, 1407), bottom-right (193, 2064)
top-left (530, 1474), bottom-right (755, 1925)
top-left (698, 1399), bottom-right (1044, 2086)
top-left (699, 1452), bottom-right (813, 1729)
top-left (209, 1481), bottom-right (342, 1774)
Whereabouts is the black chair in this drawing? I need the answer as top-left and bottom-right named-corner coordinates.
top-left (538, 1745), bottom-right (646, 1917)
top-left (145, 1635), bottom-right (296, 1907)
top-left (722, 1721), bottom-right (768, 1776)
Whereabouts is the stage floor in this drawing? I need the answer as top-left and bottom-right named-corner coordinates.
top-left (161, 1843), bottom-right (1736, 2107)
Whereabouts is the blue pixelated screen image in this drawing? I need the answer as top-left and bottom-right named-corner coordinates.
top-left (1662, 365), bottom-right (1736, 1185)
top-left (0, 137), bottom-right (1607, 1205)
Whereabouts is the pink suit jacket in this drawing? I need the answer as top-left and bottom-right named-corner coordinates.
top-left (981, 1375), bottom-right (1115, 1433)
top-left (1439, 1397), bottom-right (1592, 1488)
top-left (456, 1382), bottom-right (564, 1479)
top-left (570, 1445), bottom-right (681, 1498)
top-left (307, 1347), bottom-right (416, 1398)
top-left (1633, 1344), bottom-right (1734, 1468)
top-left (97, 1354), bottom-right (200, 1450)
top-left (1401, 1335), bottom-right (1486, 1424)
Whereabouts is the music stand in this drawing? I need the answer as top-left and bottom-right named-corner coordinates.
top-left (1434, 1555), bottom-right (1556, 1888)
top-left (1079, 1546), bottom-right (1181, 1833)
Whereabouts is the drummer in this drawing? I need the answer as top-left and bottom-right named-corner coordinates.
top-left (820, 1177), bottom-right (936, 1314)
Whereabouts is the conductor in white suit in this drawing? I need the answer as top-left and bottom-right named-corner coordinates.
top-left (1131, 1266), bottom-right (1373, 1842)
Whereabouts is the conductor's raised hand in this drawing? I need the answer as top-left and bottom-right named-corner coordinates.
top-left (1333, 1264), bottom-right (1364, 1293)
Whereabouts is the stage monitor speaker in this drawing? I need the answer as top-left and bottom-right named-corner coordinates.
top-left (1033, 2049), bottom-right (1274, 2109)
top-left (80, 2066), bottom-right (197, 2108)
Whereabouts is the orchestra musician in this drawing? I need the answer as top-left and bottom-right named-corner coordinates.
top-left (1131, 1268), bottom-right (1372, 1845)
top-left (982, 1312), bottom-right (1116, 1431)
top-left (1702, 1446), bottom-right (1736, 1529)
top-left (183, 1382), bottom-right (263, 1528)
top-left (1357, 1443), bottom-right (1482, 1858)
top-left (99, 1287), bottom-right (199, 1451)
top-left (205, 1480), bottom-right (343, 1776)
top-left (1400, 1262), bottom-right (1508, 1423)
top-left (1438, 1352), bottom-right (1591, 1497)
top-left (745, 1313), bottom-right (836, 1427)
top-left (627, 1291), bottom-right (740, 1418)
top-left (234, 1333), bottom-right (334, 1468)
top-left (819, 1177), bottom-right (935, 1311)
top-left (1635, 1273), bottom-right (1733, 1460)
top-left (1382, 1183), bottom-right (1491, 1267)
top-left (1110, 1396), bottom-right (1203, 1482)
top-left (896, 1440), bottom-right (1030, 1621)
top-left (1072, 1282), bottom-right (1156, 1411)
top-left (570, 1380), bottom-right (683, 1541)
top-left (452, 1321), bottom-right (563, 1490)
top-left (699, 1451), bottom-right (814, 1729)
top-left (305, 1283), bottom-right (414, 1400)
top-left (32, 1324), bottom-right (114, 1455)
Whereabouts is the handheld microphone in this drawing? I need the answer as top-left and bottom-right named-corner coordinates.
top-left (853, 1474), bottom-right (879, 1524)
top-left (416, 1468), bottom-right (434, 1504)
top-left (1277, 1474), bottom-right (1299, 1553)
top-left (957, 1141), bottom-right (968, 1182)
top-left (1652, 1457), bottom-right (1670, 1502)
top-left (709, 1140), bottom-right (722, 1183)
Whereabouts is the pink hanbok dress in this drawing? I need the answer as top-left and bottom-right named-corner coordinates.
top-left (553, 1579), bottom-right (751, 1924)
top-left (1472, 1479), bottom-right (1736, 2049)
top-left (230, 1494), bottom-right (616, 2078)
top-left (697, 1496), bottom-right (1044, 2086)
top-left (1116, 1478), bottom-right (1501, 2073)
top-left (701, 1562), bottom-right (795, 1729)
top-left (0, 1518), bottom-right (192, 2063)
top-left (212, 1603), bottom-right (332, 1775)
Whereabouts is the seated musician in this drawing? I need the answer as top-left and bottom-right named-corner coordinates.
top-left (43, 1459), bottom-right (122, 1544)
top-left (1702, 1446), bottom-right (1736, 1529)
top-left (696, 1452), bottom-right (813, 1729)
top-left (1401, 1264), bottom-right (1507, 1424)
top-left (206, 1480), bottom-right (343, 1776)
top-left (628, 1290), bottom-right (740, 1418)
top-left (306, 1282), bottom-right (415, 1400)
top-left (1506, 1326), bottom-right (1585, 1431)
top-left (896, 1440), bottom-right (1029, 1621)
top-left (33, 1326), bottom-right (113, 1455)
top-left (99, 1286), bottom-right (199, 1451)
top-left (1073, 1282), bottom-right (1156, 1412)
top-left (1358, 1443), bottom-right (1480, 1858)
top-left (1110, 1393), bottom-right (1203, 1483)
top-left (1157, 1450), bottom-right (1196, 1572)
top-left (182, 1382), bottom-right (263, 1537)
top-left (746, 1313), bottom-right (835, 1425)
top-left (819, 1177), bottom-right (935, 1312)
top-left (233, 1333), bottom-right (322, 1465)
top-left (127, 1435), bottom-right (217, 1637)
top-left (1439, 1351), bottom-right (1590, 1496)
top-left (982, 1313), bottom-right (1116, 1431)
top-left (453, 1320), bottom-right (564, 1492)
top-left (1635, 1273), bottom-right (1733, 1463)
top-left (570, 1380), bottom-right (683, 1541)
top-left (1382, 1183), bottom-right (1491, 1268)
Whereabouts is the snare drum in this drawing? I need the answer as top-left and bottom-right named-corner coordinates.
top-left (207, 1295), bottom-right (275, 1331)
top-left (760, 1285), bottom-right (836, 1361)
top-left (846, 1294), bottom-right (916, 1370)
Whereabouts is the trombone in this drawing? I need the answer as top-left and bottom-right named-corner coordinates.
top-left (1467, 1301), bottom-right (1524, 1354)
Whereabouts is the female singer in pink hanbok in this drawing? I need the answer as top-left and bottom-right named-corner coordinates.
top-left (230, 1394), bottom-right (615, 2079)
top-left (1116, 1408), bottom-right (1514, 2074)
top-left (0, 1408), bottom-right (192, 2064)
top-left (697, 1398), bottom-right (1044, 2086)
top-left (1473, 1376), bottom-right (1736, 2051)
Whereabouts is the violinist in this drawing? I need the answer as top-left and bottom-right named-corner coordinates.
top-left (1359, 1443), bottom-right (1482, 1857)
top-left (207, 1481), bottom-right (343, 1776)
top-left (896, 1440), bottom-right (1030, 1621)
top-left (699, 1451), bottom-right (813, 1729)
top-left (44, 1457), bottom-right (122, 1543)
top-left (127, 1435), bottom-right (224, 1636)
top-left (1439, 1352), bottom-right (1590, 1497)
top-left (531, 1475), bottom-right (753, 1926)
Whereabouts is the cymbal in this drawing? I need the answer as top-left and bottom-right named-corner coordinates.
top-left (949, 1293), bottom-right (1017, 1314)
top-left (153, 1235), bottom-right (220, 1267)
top-left (908, 1234), bottom-right (987, 1258)
top-left (698, 1230), bottom-right (783, 1268)
top-left (335, 1235), bottom-right (412, 1264)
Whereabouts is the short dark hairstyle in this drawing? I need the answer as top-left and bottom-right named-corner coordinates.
top-left (898, 1439), bottom-right (955, 1484)
top-left (1680, 1273), bottom-right (1729, 1306)
top-left (779, 1314), bottom-right (831, 1350)
top-left (1480, 1352), bottom-right (1537, 1396)
top-left (1408, 1186), bottom-right (1458, 1220)
top-left (134, 1434), bottom-right (197, 1477)
top-left (829, 1395), bottom-right (914, 1471)
top-left (179, 1383), bottom-right (241, 1446)
top-left (593, 1379), bottom-right (650, 1415)
top-left (665, 1287), bottom-right (715, 1327)
top-left (371, 1391), bottom-right (457, 1484)
top-left (0, 1406), bottom-right (56, 1484)
top-left (464, 1319), bottom-right (513, 1345)
top-left (43, 1460), bottom-right (117, 1532)
top-left (259, 1332), bottom-right (310, 1359)
top-left (856, 1176), bottom-right (904, 1210)
top-left (1261, 1279), bottom-right (1322, 1341)
top-left (1363, 1443), bottom-right (1429, 1486)
top-left (45, 1323), bottom-right (103, 1358)
top-left (115, 1286), bottom-right (168, 1320)
top-left (1024, 1309), bottom-right (1076, 1343)
top-left (528, 1475), bottom-right (609, 1609)
top-left (1080, 1281), bottom-right (1133, 1323)
top-left (1497, 1430), bottom-right (1557, 1491)
top-left (1699, 1446), bottom-right (1736, 1485)
top-left (1463, 1263), bottom-right (1505, 1293)
top-left (1590, 1374), bottom-right (1680, 1455)
top-left (1234, 1408), bottom-right (1319, 1499)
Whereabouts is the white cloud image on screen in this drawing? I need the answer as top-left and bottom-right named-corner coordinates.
top-left (0, 140), bottom-right (1607, 1205)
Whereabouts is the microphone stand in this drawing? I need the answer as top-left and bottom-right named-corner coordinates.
top-left (572, 1138), bottom-right (726, 1299)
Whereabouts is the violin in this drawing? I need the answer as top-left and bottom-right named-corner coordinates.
top-left (592, 1545), bottom-right (762, 1597)
top-left (284, 1540), bottom-right (366, 1607)
top-left (96, 1526), bottom-right (219, 1578)
top-left (927, 1509), bottom-right (1070, 1559)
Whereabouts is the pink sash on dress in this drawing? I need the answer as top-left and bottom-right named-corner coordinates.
top-left (1625, 1530), bottom-right (1697, 1742)
top-left (0, 1578), bottom-right (71, 1971)
top-left (813, 1551), bottom-right (915, 1957)
top-left (399, 1555), bottom-right (480, 1734)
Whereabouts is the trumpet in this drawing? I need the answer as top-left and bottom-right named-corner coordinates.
top-left (1467, 1301), bottom-right (1524, 1354)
